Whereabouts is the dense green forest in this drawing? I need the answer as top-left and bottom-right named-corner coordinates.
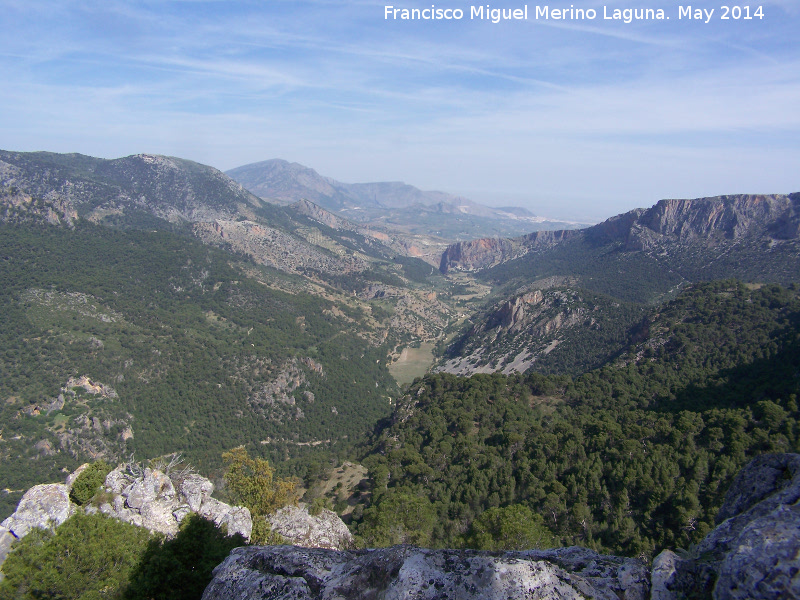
top-left (0, 222), bottom-right (396, 518)
top-left (353, 281), bottom-right (800, 559)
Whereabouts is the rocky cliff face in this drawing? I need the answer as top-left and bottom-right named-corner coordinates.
top-left (98, 465), bottom-right (251, 539)
top-left (440, 194), bottom-right (799, 274)
top-left (591, 194), bottom-right (800, 251)
top-left (651, 452), bottom-right (800, 600)
top-left (440, 229), bottom-right (579, 273)
top-left (437, 285), bottom-right (637, 377)
top-left (202, 545), bottom-right (649, 600)
top-left (203, 453), bottom-right (800, 600)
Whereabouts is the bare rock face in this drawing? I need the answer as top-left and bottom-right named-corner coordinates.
top-left (180, 473), bottom-right (215, 512)
top-left (269, 505), bottom-right (354, 550)
top-left (439, 229), bottom-right (577, 273)
top-left (651, 453), bottom-right (800, 600)
top-left (98, 466), bottom-right (252, 540)
top-left (0, 484), bottom-right (73, 539)
top-left (202, 545), bottom-right (649, 600)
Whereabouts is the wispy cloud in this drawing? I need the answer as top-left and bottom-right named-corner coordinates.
top-left (0, 0), bottom-right (798, 218)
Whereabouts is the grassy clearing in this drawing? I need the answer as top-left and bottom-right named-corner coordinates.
top-left (389, 342), bottom-right (436, 386)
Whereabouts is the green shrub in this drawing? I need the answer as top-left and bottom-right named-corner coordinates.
top-left (466, 505), bottom-right (555, 551)
top-left (0, 512), bottom-right (154, 600)
top-left (69, 460), bottom-right (113, 506)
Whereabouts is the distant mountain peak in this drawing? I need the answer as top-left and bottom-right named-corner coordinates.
top-left (226, 159), bottom-right (583, 239)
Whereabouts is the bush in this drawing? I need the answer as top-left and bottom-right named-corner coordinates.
top-left (466, 505), bottom-right (555, 551)
top-left (69, 460), bottom-right (113, 506)
top-left (0, 512), bottom-right (154, 600)
top-left (222, 447), bottom-right (298, 544)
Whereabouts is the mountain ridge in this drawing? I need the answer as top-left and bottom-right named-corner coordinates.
top-left (442, 193), bottom-right (800, 275)
top-left (226, 158), bottom-right (584, 239)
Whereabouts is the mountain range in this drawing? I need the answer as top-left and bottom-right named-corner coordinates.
top-left (226, 159), bottom-right (586, 239)
top-left (2, 148), bottom-right (800, 565)
top-left (434, 193), bottom-right (800, 376)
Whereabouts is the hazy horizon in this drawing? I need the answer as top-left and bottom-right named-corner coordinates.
top-left (2, 1), bottom-right (798, 221)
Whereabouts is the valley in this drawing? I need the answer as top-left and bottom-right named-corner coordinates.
top-left (1, 149), bottom-right (799, 573)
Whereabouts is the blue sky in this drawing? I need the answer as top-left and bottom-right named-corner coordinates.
top-left (1, 0), bottom-right (798, 220)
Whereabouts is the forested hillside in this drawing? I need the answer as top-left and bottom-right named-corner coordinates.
top-left (0, 222), bottom-right (397, 518)
top-left (353, 281), bottom-right (800, 559)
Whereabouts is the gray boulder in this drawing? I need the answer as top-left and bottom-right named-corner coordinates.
top-left (0, 527), bottom-right (15, 581)
top-left (180, 473), bottom-right (215, 512)
top-left (99, 466), bottom-right (252, 540)
top-left (198, 497), bottom-right (252, 540)
top-left (124, 468), bottom-right (175, 510)
top-left (269, 505), bottom-right (354, 550)
top-left (0, 484), bottom-right (73, 539)
top-left (202, 545), bottom-right (649, 600)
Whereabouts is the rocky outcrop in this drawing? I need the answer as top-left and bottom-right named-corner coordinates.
top-left (651, 452), bottom-right (800, 599)
top-left (440, 237), bottom-right (518, 273)
top-left (202, 545), bottom-right (649, 600)
top-left (436, 287), bottom-right (603, 376)
top-left (588, 194), bottom-right (799, 252)
top-left (440, 194), bottom-right (800, 274)
top-left (204, 453), bottom-right (800, 600)
top-left (193, 219), bottom-right (366, 277)
top-left (440, 229), bottom-right (578, 273)
top-left (0, 463), bottom-right (250, 549)
top-left (0, 484), bottom-right (73, 539)
top-left (0, 483), bottom-right (75, 580)
top-left (269, 505), bottom-right (354, 550)
top-left (98, 466), bottom-right (251, 540)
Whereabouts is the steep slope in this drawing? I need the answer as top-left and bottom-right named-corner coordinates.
top-left (0, 150), bottom-right (263, 227)
top-left (444, 194), bottom-right (800, 301)
top-left (438, 284), bottom-right (644, 376)
top-left (352, 281), bottom-right (800, 557)
top-left (227, 159), bottom-right (584, 239)
top-left (0, 150), bottom-right (456, 345)
top-left (0, 221), bottom-right (405, 520)
top-left (436, 194), bottom-right (800, 376)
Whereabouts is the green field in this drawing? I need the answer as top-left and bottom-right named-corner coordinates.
top-left (389, 343), bottom-right (436, 385)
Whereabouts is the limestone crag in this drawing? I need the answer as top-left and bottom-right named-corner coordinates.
top-left (0, 483), bottom-right (75, 580)
top-left (440, 194), bottom-right (800, 274)
top-left (269, 505), bottom-right (354, 550)
top-left (202, 545), bottom-right (649, 600)
top-left (1, 483), bottom-right (73, 540)
top-left (436, 288), bottom-right (596, 376)
top-left (585, 194), bottom-right (800, 251)
top-left (440, 229), bottom-right (578, 273)
top-left (98, 466), bottom-right (251, 539)
top-left (0, 462), bottom-right (250, 562)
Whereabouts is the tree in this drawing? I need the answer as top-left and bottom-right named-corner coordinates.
top-left (358, 491), bottom-right (436, 547)
top-left (69, 460), bottom-right (112, 506)
top-left (222, 447), bottom-right (298, 544)
top-left (466, 505), bottom-right (555, 551)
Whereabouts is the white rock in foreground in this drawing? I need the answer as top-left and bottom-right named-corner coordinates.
top-left (202, 545), bottom-right (648, 600)
top-left (269, 505), bottom-right (353, 550)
